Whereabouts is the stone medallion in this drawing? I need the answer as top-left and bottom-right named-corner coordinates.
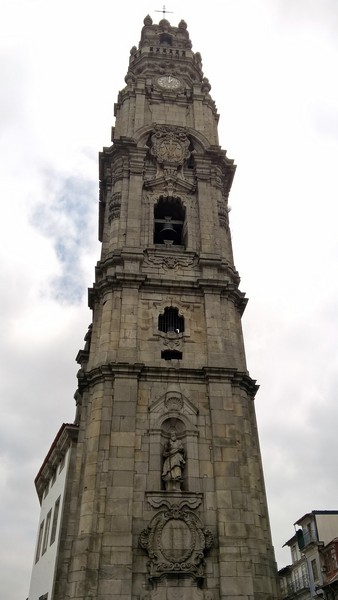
top-left (139, 506), bottom-right (213, 581)
top-left (151, 126), bottom-right (190, 167)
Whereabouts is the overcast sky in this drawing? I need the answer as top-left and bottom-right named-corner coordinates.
top-left (1, 1), bottom-right (338, 598)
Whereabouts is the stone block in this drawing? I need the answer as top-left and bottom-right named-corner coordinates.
top-left (109, 457), bottom-right (134, 470)
top-left (112, 401), bottom-right (136, 417)
top-left (112, 470), bottom-right (134, 487)
top-left (111, 486), bottom-right (134, 499)
top-left (117, 446), bottom-right (135, 458)
top-left (224, 521), bottom-right (247, 538)
top-left (215, 490), bottom-right (232, 509)
top-left (109, 514), bottom-right (132, 532)
top-left (107, 499), bottom-right (132, 516)
top-left (220, 575), bottom-right (254, 596)
top-left (110, 549), bottom-right (132, 565)
top-left (119, 416), bottom-right (136, 431)
top-left (134, 473), bottom-right (146, 490)
top-left (98, 579), bottom-right (122, 595)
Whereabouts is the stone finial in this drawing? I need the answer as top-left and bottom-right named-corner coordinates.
top-left (159, 18), bottom-right (170, 27)
top-left (178, 19), bottom-right (187, 30)
top-left (125, 71), bottom-right (135, 85)
top-left (130, 45), bottom-right (137, 56)
top-left (143, 15), bottom-right (153, 25)
top-left (195, 51), bottom-right (202, 64)
top-left (201, 77), bottom-right (211, 93)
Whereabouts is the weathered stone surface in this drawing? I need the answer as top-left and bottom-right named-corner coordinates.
top-left (46, 15), bottom-right (280, 600)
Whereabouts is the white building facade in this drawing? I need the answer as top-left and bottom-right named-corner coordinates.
top-left (279, 511), bottom-right (338, 600)
top-left (28, 424), bottom-right (78, 600)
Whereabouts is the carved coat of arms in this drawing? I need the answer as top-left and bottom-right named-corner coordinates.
top-left (151, 126), bottom-right (190, 167)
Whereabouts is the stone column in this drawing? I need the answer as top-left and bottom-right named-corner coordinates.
top-left (97, 368), bottom-right (141, 600)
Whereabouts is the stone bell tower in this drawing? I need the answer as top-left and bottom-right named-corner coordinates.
top-left (28, 15), bottom-right (280, 600)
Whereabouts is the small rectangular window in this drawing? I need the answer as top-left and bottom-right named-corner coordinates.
top-left (43, 482), bottom-right (49, 499)
top-left (42, 509), bottom-right (52, 555)
top-left (51, 469), bottom-right (57, 487)
top-left (311, 558), bottom-right (319, 581)
top-left (50, 496), bottom-right (61, 546)
top-left (59, 454), bottom-right (65, 473)
top-left (161, 350), bottom-right (182, 360)
top-left (35, 520), bottom-right (44, 563)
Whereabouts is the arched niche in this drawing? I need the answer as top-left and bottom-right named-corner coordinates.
top-left (134, 124), bottom-right (211, 156)
top-left (147, 390), bottom-right (200, 493)
top-left (153, 298), bottom-right (190, 338)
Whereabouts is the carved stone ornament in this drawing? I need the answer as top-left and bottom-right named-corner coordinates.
top-left (151, 126), bottom-right (190, 167)
top-left (144, 250), bottom-right (198, 271)
top-left (162, 335), bottom-right (183, 352)
top-left (139, 506), bottom-right (213, 582)
top-left (164, 394), bottom-right (183, 412)
top-left (146, 491), bottom-right (203, 511)
top-left (217, 199), bottom-right (229, 230)
top-left (108, 192), bottom-right (121, 222)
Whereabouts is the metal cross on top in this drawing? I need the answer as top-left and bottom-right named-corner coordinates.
top-left (155, 5), bottom-right (173, 19)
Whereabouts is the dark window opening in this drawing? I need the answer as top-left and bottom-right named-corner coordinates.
top-left (50, 496), bottom-right (61, 546)
top-left (154, 198), bottom-right (185, 245)
top-left (311, 559), bottom-right (319, 581)
top-left (158, 307), bottom-right (184, 333)
top-left (42, 509), bottom-right (52, 555)
top-left (161, 350), bottom-right (182, 360)
top-left (187, 155), bottom-right (194, 169)
top-left (35, 521), bottom-right (44, 563)
top-left (51, 469), bottom-right (56, 486)
top-left (159, 33), bottom-right (172, 46)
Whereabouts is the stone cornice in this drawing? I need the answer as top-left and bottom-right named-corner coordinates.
top-left (77, 362), bottom-right (257, 395)
top-left (88, 273), bottom-right (147, 308)
top-left (34, 424), bottom-right (79, 502)
top-left (88, 271), bottom-right (246, 313)
top-left (202, 367), bottom-right (259, 396)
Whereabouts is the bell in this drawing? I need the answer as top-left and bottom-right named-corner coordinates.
top-left (159, 218), bottom-right (177, 242)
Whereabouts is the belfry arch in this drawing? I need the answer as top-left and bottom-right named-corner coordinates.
top-left (153, 196), bottom-right (186, 246)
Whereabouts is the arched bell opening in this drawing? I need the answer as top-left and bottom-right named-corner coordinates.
top-left (158, 307), bottom-right (185, 334)
top-left (159, 32), bottom-right (173, 46)
top-left (154, 197), bottom-right (186, 246)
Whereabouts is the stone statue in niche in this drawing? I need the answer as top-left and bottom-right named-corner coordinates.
top-left (162, 431), bottom-right (186, 491)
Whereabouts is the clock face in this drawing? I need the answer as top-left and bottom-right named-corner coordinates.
top-left (157, 75), bottom-right (182, 90)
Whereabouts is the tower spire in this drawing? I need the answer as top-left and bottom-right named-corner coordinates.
top-left (28, 16), bottom-right (280, 600)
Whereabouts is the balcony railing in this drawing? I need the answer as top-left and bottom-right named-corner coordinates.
top-left (282, 574), bottom-right (309, 598)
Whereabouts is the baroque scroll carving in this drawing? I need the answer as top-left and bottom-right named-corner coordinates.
top-left (144, 250), bottom-right (198, 271)
top-left (108, 192), bottom-right (121, 222)
top-left (217, 199), bottom-right (230, 230)
top-left (139, 506), bottom-right (213, 582)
